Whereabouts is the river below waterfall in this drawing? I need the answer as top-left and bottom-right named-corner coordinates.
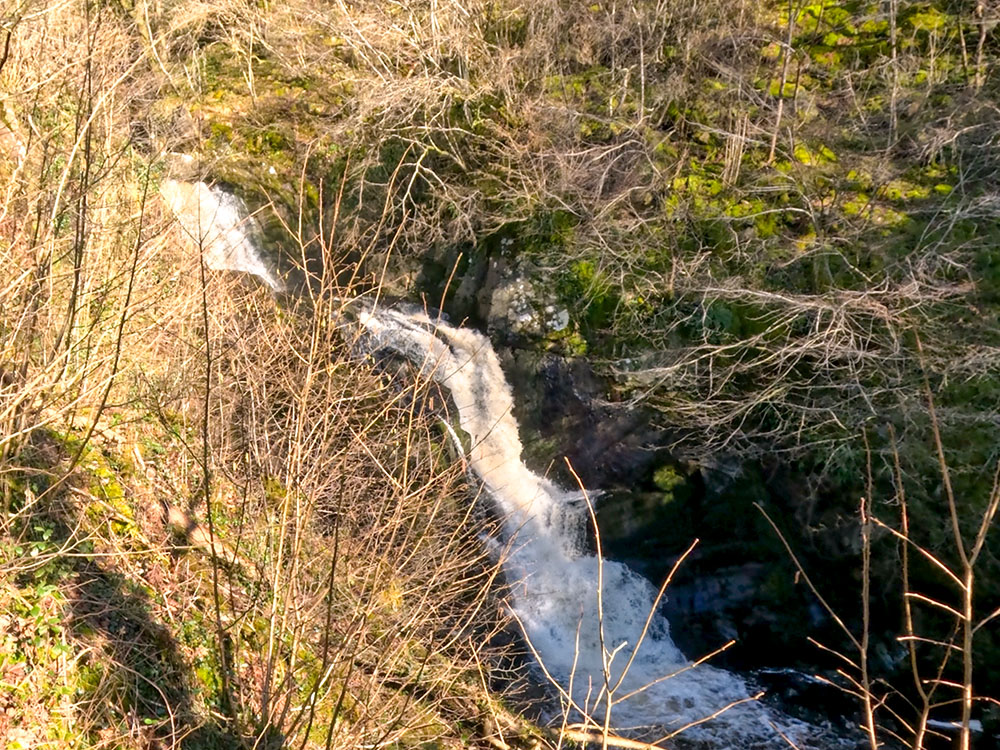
top-left (164, 179), bottom-right (858, 749)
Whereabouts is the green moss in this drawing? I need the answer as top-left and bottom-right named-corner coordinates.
top-left (858, 18), bottom-right (889, 35)
top-left (812, 48), bottom-right (843, 67)
top-left (905, 5), bottom-right (949, 32)
top-left (556, 259), bottom-right (619, 333)
top-left (884, 180), bottom-right (930, 201)
top-left (264, 476), bottom-right (287, 504)
top-left (761, 41), bottom-right (781, 60)
top-left (842, 192), bottom-right (869, 216)
top-left (793, 142), bottom-right (837, 166)
top-left (544, 326), bottom-right (588, 356)
top-left (652, 465), bottom-right (685, 493)
top-left (673, 172), bottom-right (724, 196)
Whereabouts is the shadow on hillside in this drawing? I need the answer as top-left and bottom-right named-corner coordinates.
top-left (60, 550), bottom-right (243, 750)
top-left (12, 436), bottom-right (245, 749)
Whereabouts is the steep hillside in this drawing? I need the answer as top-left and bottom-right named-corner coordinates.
top-left (2, 0), bottom-right (1000, 747)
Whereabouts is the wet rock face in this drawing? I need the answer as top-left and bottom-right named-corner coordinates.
top-left (662, 562), bottom-right (827, 670)
top-left (495, 347), bottom-right (822, 667)
top-left (421, 238), bottom-right (869, 704)
top-left (495, 347), bottom-right (867, 727)
top-left (498, 348), bottom-right (667, 490)
top-left (490, 275), bottom-right (542, 336)
top-left (484, 262), bottom-right (570, 342)
top-left (592, 460), bottom-right (841, 673)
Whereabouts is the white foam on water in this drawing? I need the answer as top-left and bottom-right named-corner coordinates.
top-left (160, 180), bottom-right (285, 292)
top-left (164, 180), bottom-right (847, 747)
top-left (355, 306), bottom-right (822, 746)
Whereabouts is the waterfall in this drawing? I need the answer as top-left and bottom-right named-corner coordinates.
top-left (160, 179), bottom-right (285, 293)
top-left (355, 306), bottom-right (800, 746)
top-left (163, 182), bottom-right (845, 748)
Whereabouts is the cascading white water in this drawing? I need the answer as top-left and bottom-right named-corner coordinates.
top-left (356, 307), bottom-right (799, 746)
top-left (163, 181), bottom-right (846, 748)
top-left (160, 179), bottom-right (285, 293)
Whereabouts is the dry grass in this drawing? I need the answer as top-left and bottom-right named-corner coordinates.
top-left (4, 1), bottom-right (998, 748)
top-left (0, 3), bottom-right (532, 748)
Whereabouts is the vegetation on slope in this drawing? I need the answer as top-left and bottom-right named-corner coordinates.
top-left (2, 0), bottom-right (1000, 747)
top-left (0, 4), bottom-right (537, 748)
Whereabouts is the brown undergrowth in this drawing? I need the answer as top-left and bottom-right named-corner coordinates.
top-left (0, 179), bottom-right (535, 750)
top-left (0, 4), bottom-right (538, 748)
